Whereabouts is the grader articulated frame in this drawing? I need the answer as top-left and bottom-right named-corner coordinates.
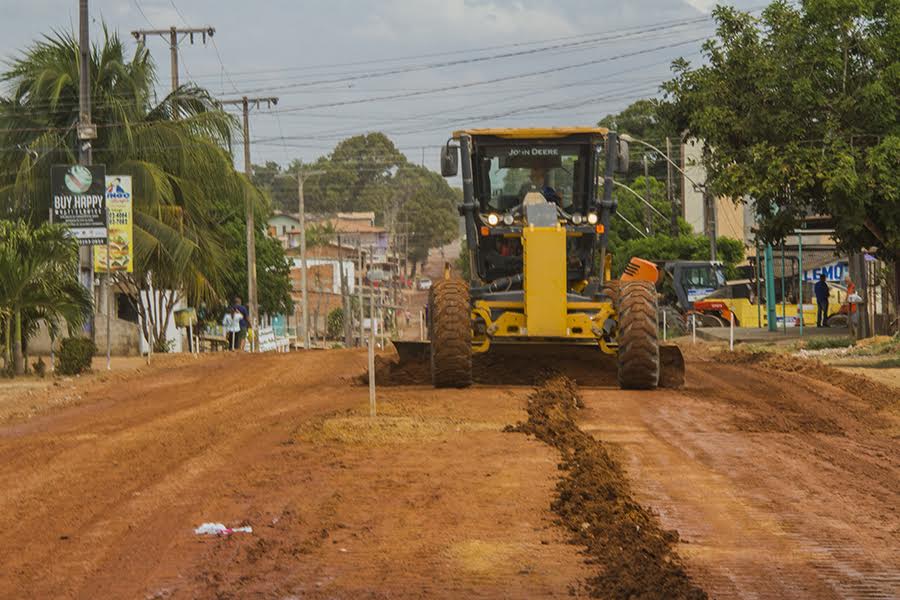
top-left (394, 127), bottom-right (684, 390)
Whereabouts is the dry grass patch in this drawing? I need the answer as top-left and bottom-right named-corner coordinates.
top-left (302, 413), bottom-right (496, 445)
top-left (446, 540), bottom-right (525, 575)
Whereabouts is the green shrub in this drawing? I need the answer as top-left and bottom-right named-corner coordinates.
top-left (326, 307), bottom-right (344, 340)
top-left (57, 337), bottom-right (97, 375)
top-left (805, 337), bottom-right (855, 351)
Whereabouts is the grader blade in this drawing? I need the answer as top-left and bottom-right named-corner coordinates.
top-left (393, 340), bottom-right (429, 364)
top-left (659, 345), bottom-right (686, 388)
top-left (386, 340), bottom-right (685, 388)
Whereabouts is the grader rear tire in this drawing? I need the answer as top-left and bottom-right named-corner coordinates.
top-left (616, 280), bottom-right (660, 390)
top-left (429, 277), bottom-right (472, 388)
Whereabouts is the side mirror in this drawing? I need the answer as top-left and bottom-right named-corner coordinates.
top-left (440, 145), bottom-right (459, 177)
top-left (616, 139), bottom-right (630, 173)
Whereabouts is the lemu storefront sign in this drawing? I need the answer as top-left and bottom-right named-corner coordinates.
top-left (51, 164), bottom-right (107, 245)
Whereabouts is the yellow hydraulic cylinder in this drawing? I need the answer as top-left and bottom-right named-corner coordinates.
top-left (522, 224), bottom-right (567, 337)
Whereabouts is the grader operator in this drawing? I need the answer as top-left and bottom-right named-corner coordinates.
top-left (394, 127), bottom-right (684, 390)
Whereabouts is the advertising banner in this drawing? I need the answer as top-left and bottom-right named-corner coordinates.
top-left (94, 176), bottom-right (134, 272)
top-left (802, 260), bottom-right (848, 282)
top-left (51, 164), bottom-right (107, 245)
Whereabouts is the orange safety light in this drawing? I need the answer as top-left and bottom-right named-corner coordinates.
top-left (480, 226), bottom-right (490, 236)
top-left (595, 224), bottom-right (605, 234)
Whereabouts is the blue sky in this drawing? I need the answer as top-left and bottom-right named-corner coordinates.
top-left (2, 1), bottom-right (762, 171)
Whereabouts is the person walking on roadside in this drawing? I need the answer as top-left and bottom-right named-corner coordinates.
top-left (230, 296), bottom-right (250, 351)
top-left (844, 275), bottom-right (858, 318)
top-left (814, 273), bottom-right (830, 327)
top-left (222, 309), bottom-right (240, 350)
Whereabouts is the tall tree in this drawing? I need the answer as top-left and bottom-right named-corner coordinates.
top-left (0, 29), bottom-right (277, 350)
top-left (599, 99), bottom-right (675, 144)
top-left (251, 161), bottom-right (301, 214)
top-left (393, 165), bottom-right (460, 277)
top-left (304, 133), bottom-right (406, 216)
top-left (662, 1), bottom-right (899, 293)
top-left (260, 134), bottom-right (460, 274)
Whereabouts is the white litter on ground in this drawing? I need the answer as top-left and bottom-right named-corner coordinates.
top-left (796, 346), bottom-right (855, 358)
top-left (194, 522), bottom-right (253, 536)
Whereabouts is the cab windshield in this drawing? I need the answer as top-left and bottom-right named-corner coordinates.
top-left (476, 144), bottom-right (591, 213)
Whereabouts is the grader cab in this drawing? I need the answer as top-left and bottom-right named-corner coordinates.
top-left (396, 127), bottom-right (684, 389)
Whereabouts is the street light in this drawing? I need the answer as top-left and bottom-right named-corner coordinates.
top-left (619, 133), bottom-right (716, 261)
top-left (618, 134), bottom-right (705, 192)
top-left (612, 180), bottom-right (668, 225)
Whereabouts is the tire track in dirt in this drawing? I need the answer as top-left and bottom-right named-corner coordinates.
top-left (578, 353), bottom-right (900, 599)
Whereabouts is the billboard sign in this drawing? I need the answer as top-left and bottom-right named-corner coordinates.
top-left (802, 261), bottom-right (848, 283)
top-left (94, 176), bottom-right (134, 272)
top-left (51, 164), bottom-right (107, 245)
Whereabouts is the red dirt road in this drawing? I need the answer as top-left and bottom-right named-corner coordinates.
top-left (0, 348), bottom-right (898, 598)
top-left (581, 356), bottom-right (900, 599)
top-left (0, 351), bottom-right (585, 599)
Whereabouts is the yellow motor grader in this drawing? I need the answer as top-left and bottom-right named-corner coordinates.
top-left (394, 127), bottom-right (684, 389)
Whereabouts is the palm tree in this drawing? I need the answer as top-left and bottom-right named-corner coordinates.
top-left (0, 28), bottom-right (264, 350)
top-left (0, 220), bottom-right (92, 375)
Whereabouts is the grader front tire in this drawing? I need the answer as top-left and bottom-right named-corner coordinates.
top-left (616, 280), bottom-right (660, 390)
top-left (600, 280), bottom-right (620, 305)
top-left (429, 277), bottom-right (473, 388)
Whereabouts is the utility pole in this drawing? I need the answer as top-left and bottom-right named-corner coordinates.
top-left (357, 238), bottom-right (365, 347)
top-left (666, 137), bottom-right (678, 236)
top-left (131, 26), bottom-right (215, 116)
top-left (338, 234), bottom-right (352, 346)
top-left (78, 0), bottom-right (97, 338)
top-left (705, 190), bottom-right (717, 261)
top-left (643, 155), bottom-right (652, 236)
top-left (220, 96), bottom-right (278, 352)
top-left (78, 1), bottom-right (94, 166)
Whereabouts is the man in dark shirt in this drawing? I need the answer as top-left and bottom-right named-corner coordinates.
top-left (231, 296), bottom-right (250, 350)
top-left (520, 167), bottom-right (562, 205)
top-left (814, 273), bottom-right (830, 327)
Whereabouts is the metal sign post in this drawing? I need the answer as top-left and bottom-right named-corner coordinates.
top-left (798, 231), bottom-right (804, 337)
top-left (106, 231), bottom-right (111, 370)
top-left (729, 312), bottom-right (735, 351)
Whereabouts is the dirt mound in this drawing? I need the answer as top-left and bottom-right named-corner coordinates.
top-left (715, 350), bottom-right (899, 411)
top-left (507, 376), bottom-right (707, 600)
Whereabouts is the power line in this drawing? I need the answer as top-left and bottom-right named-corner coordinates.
top-left (132, 0), bottom-right (154, 26)
top-left (0, 21), bottom-right (707, 115)
top-left (237, 19), bottom-right (712, 94)
top-left (217, 29), bottom-right (709, 96)
top-left (266, 37), bottom-right (706, 115)
top-left (186, 12), bottom-right (721, 82)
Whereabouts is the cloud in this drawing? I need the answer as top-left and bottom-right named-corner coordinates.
top-left (682, 0), bottom-right (717, 14)
top-left (349, 0), bottom-right (576, 43)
